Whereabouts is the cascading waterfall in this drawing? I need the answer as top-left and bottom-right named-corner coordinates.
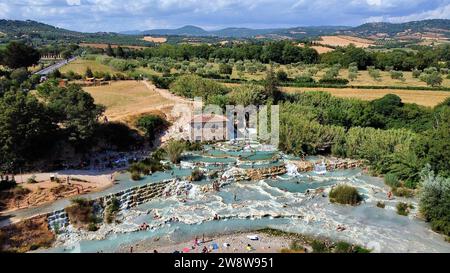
top-left (36, 140), bottom-right (450, 253)
top-left (314, 161), bottom-right (327, 175)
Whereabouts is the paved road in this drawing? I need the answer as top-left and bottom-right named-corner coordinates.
top-left (34, 57), bottom-right (77, 75)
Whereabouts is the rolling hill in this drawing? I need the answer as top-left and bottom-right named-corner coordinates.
top-left (1, 19), bottom-right (449, 43)
top-left (352, 19), bottom-right (450, 37)
top-left (130, 19), bottom-right (450, 40)
top-left (141, 25), bottom-right (209, 36)
top-left (0, 19), bottom-right (83, 38)
top-left (0, 20), bottom-right (152, 46)
top-left (136, 25), bottom-right (348, 38)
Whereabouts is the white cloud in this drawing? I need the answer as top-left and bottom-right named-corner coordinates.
top-left (0, 2), bottom-right (11, 18)
top-left (366, 0), bottom-right (382, 6)
top-left (386, 3), bottom-right (450, 23)
top-left (0, 0), bottom-right (448, 32)
top-left (66, 0), bottom-right (81, 5)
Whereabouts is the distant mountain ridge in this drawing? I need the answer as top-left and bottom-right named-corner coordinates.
top-left (136, 25), bottom-right (350, 38)
top-left (0, 19), bottom-right (83, 37)
top-left (1, 18), bottom-right (449, 40)
top-left (352, 19), bottom-right (450, 35)
top-left (125, 19), bottom-right (450, 39)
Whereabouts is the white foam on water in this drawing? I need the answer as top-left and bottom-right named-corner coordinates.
top-left (285, 163), bottom-right (300, 177)
top-left (46, 141), bottom-right (450, 253)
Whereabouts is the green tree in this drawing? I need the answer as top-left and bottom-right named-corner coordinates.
top-left (263, 67), bottom-right (282, 101)
top-left (136, 115), bottom-right (168, 143)
top-left (323, 66), bottom-right (340, 80)
top-left (115, 46), bottom-right (125, 58)
top-left (390, 70), bottom-right (405, 81)
top-left (170, 75), bottom-right (229, 100)
top-left (420, 72), bottom-right (443, 87)
top-left (61, 50), bottom-right (72, 60)
top-left (164, 140), bottom-right (185, 164)
top-left (206, 94), bottom-right (229, 109)
top-left (105, 44), bottom-right (115, 57)
top-left (228, 84), bottom-right (266, 106)
top-left (276, 70), bottom-right (288, 82)
top-left (219, 63), bottom-right (233, 75)
top-left (368, 67), bottom-right (382, 81)
top-left (412, 69), bottom-right (422, 78)
top-left (419, 166), bottom-right (450, 236)
top-left (422, 107), bottom-right (450, 177)
top-left (43, 84), bottom-right (105, 148)
top-left (85, 67), bottom-right (94, 78)
top-left (10, 68), bottom-right (30, 85)
top-left (1, 42), bottom-right (40, 69)
top-left (0, 91), bottom-right (56, 172)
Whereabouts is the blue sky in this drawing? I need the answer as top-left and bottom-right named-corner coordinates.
top-left (0, 0), bottom-right (449, 32)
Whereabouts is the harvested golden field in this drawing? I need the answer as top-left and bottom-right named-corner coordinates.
top-left (83, 81), bottom-right (174, 123)
top-left (337, 70), bottom-right (450, 88)
top-left (79, 43), bottom-right (148, 50)
top-left (319, 35), bottom-right (374, 48)
top-left (60, 59), bottom-right (118, 75)
top-left (283, 86), bottom-right (450, 107)
top-left (142, 36), bottom-right (167, 43)
top-left (299, 43), bottom-right (334, 54)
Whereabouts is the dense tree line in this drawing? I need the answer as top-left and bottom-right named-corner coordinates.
top-left (168, 68), bottom-right (282, 107)
top-left (87, 40), bottom-right (450, 72)
top-left (420, 166), bottom-right (450, 236)
top-left (279, 97), bottom-right (450, 236)
top-left (279, 92), bottom-right (450, 189)
top-left (320, 44), bottom-right (450, 71)
top-left (0, 81), bottom-right (144, 173)
top-left (94, 41), bottom-right (320, 65)
top-left (0, 42), bottom-right (40, 69)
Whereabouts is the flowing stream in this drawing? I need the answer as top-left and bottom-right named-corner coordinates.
top-left (38, 141), bottom-right (450, 253)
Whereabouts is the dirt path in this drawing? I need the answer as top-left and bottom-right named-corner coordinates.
top-left (1, 171), bottom-right (115, 214)
top-left (142, 80), bottom-right (194, 106)
top-left (142, 81), bottom-right (194, 142)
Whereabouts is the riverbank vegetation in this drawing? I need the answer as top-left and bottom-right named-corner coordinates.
top-left (65, 198), bottom-right (100, 231)
top-left (0, 80), bottom-right (159, 173)
top-left (329, 185), bottom-right (362, 205)
top-left (165, 140), bottom-right (186, 164)
top-left (105, 197), bottom-right (120, 224)
top-left (420, 167), bottom-right (450, 236)
top-left (128, 151), bottom-right (168, 180)
top-left (0, 215), bottom-right (55, 253)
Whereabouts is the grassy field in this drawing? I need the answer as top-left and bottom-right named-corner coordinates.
top-left (335, 70), bottom-right (450, 88)
top-left (83, 81), bottom-right (174, 123)
top-left (63, 56), bottom-right (450, 89)
top-left (230, 66), bottom-right (450, 88)
top-left (64, 57), bottom-right (449, 107)
top-left (222, 82), bottom-right (449, 107)
top-left (60, 59), bottom-right (119, 75)
top-left (79, 43), bottom-right (149, 50)
top-left (142, 36), bottom-right (167, 43)
top-left (318, 35), bottom-right (375, 48)
top-left (283, 86), bottom-right (450, 107)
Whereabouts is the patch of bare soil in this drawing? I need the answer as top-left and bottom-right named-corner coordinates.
top-left (0, 215), bottom-right (54, 253)
top-left (142, 36), bottom-right (167, 43)
top-left (0, 181), bottom-right (95, 213)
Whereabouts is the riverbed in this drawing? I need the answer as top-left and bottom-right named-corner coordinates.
top-left (40, 141), bottom-right (450, 253)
